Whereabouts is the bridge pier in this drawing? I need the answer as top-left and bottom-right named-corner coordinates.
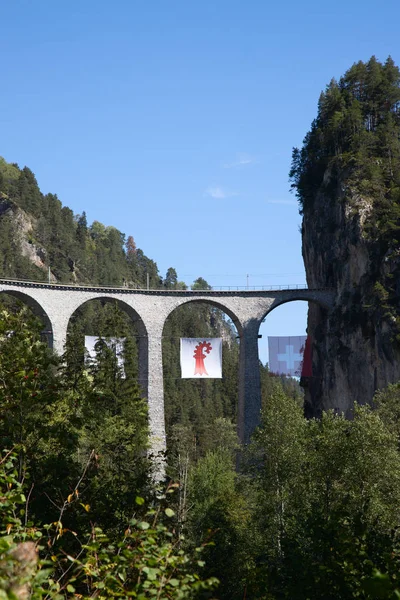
top-left (140, 327), bottom-right (167, 473)
top-left (50, 316), bottom-right (69, 356)
top-left (238, 319), bottom-right (263, 444)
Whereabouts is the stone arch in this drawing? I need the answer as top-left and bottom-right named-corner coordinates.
top-left (0, 289), bottom-right (54, 346)
top-left (264, 293), bottom-right (332, 317)
top-left (67, 295), bottom-right (148, 340)
top-left (162, 297), bottom-right (244, 337)
top-left (161, 297), bottom-right (243, 450)
top-left (257, 297), bottom-right (329, 397)
top-left (258, 294), bottom-right (331, 339)
top-left (66, 295), bottom-right (149, 396)
top-left (259, 295), bottom-right (333, 418)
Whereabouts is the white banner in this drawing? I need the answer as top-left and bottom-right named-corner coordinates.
top-left (85, 336), bottom-right (125, 376)
top-left (268, 335), bottom-right (307, 377)
top-left (180, 338), bottom-right (222, 378)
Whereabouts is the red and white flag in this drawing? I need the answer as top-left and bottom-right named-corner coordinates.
top-left (268, 335), bottom-right (307, 377)
top-left (180, 338), bottom-right (222, 378)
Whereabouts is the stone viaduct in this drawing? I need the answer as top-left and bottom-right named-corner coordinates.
top-left (0, 279), bottom-right (335, 456)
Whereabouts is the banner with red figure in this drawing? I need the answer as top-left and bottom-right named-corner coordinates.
top-left (180, 338), bottom-right (222, 378)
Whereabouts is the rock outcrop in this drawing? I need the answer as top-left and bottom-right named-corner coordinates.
top-left (0, 196), bottom-right (48, 273)
top-left (302, 174), bottom-right (400, 417)
top-left (292, 57), bottom-right (400, 417)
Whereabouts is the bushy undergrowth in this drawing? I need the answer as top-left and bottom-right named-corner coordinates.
top-left (0, 451), bottom-right (218, 599)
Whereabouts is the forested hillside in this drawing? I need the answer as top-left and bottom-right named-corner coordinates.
top-left (0, 156), bottom-right (167, 286)
top-left (0, 155), bottom-right (250, 460)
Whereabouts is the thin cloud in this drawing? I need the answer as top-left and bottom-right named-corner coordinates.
top-left (266, 199), bottom-right (297, 206)
top-left (205, 186), bottom-right (238, 199)
top-left (223, 153), bottom-right (256, 169)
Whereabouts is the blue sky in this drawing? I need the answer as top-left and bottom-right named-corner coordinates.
top-left (1, 0), bottom-right (399, 362)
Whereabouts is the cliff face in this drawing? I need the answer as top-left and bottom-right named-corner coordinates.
top-left (292, 57), bottom-right (400, 417)
top-left (0, 197), bottom-right (48, 272)
top-left (302, 172), bottom-right (400, 417)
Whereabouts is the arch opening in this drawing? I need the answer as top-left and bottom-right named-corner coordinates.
top-left (258, 298), bottom-right (329, 413)
top-left (0, 290), bottom-right (54, 347)
top-left (162, 299), bottom-right (241, 463)
top-left (66, 297), bottom-right (146, 387)
top-left (60, 296), bottom-right (150, 527)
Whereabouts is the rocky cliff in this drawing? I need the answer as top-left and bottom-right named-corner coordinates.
top-left (0, 196), bottom-right (48, 272)
top-left (291, 57), bottom-right (400, 416)
top-left (302, 172), bottom-right (400, 417)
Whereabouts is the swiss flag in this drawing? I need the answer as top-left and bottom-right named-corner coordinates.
top-left (268, 336), bottom-right (307, 377)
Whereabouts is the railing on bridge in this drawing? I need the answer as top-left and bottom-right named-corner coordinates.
top-left (0, 277), bottom-right (313, 292)
top-left (186, 284), bottom-right (310, 291)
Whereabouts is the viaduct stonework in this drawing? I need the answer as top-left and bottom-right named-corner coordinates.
top-left (0, 279), bottom-right (335, 458)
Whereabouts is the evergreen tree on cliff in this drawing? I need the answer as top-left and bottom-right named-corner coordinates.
top-left (290, 57), bottom-right (400, 417)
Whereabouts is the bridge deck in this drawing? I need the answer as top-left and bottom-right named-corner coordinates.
top-left (0, 278), bottom-right (330, 295)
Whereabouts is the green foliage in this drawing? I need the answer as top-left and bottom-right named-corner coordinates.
top-left (0, 451), bottom-right (27, 535)
top-left (0, 453), bottom-right (218, 599)
top-left (185, 445), bottom-right (252, 600)
top-left (0, 307), bottom-right (217, 597)
top-left (239, 400), bottom-right (400, 600)
top-left (61, 301), bottom-right (150, 530)
top-left (374, 382), bottom-right (400, 440)
top-left (178, 381), bottom-right (400, 600)
top-left (191, 278), bottom-right (212, 290)
top-left (0, 301), bottom-right (150, 538)
top-left (165, 267), bottom-right (179, 289)
top-left (3, 303), bottom-right (400, 599)
top-left (162, 299), bottom-right (240, 461)
top-left (289, 57), bottom-right (400, 339)
top-left (0, 305), bottom-right (81, 523)
top-left (290, 57), bottom-right (400, 219)
top-left (70, 503), bottom-right (218, 599)
top-left (78, 337), bottom-right (150, 530)
top-left (0, 157), bottom-right (20, 183)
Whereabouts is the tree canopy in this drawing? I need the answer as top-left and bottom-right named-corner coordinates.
top-left (290, 56), bottom-right (400, 223)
